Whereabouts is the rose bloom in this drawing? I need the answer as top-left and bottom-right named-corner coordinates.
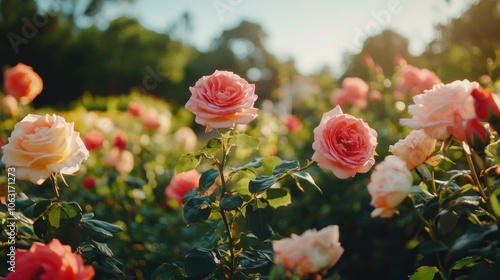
top-left (389, 130), bottom-right (436, 170)
top-left (400, 80), bottom-right (479, 140)
top-left (3, 63), bottom-right (43, 104)
top-left (312, 106), bottom-right (377, 179)
top-left (331, 77), bottom-right (369, 109)
top-left (82, 176), bottom-right (97, 190)
top-left (82, 130), bottom-right (104, 151)
top-left (141, 108), bottom-right (161, 130)
top-left (174, 127), bottom-right (198, 151)
top-left (165, 169), bottom-right (201, 205)
top-left (113, 131), bottom-right (127, 150)
top-left (186, 70), bottom-right (258, 132)
top-left (273, 225), bottom-right (344, 276)
top-left (5, 238), bottom-right (94, 280)
top-left (2, 95), bottom-right (19, 116)
top-left (103, 147), bottom-right (134, 175)
top-left (1, 114), bottom-right (89, 185)
top-left (367, 155), bottom-right (412, 218)
top-left (127, 101), bottom-right (144, 117)
top-left (282, 114), bottom-right (302, 133)
top-left (397, 64), bottom-right (441, 96)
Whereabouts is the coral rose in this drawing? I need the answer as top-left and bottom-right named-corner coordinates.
top-left (400, 80), bottom-right (479, 140)
top-left (367, 155), bottom-right (412, 218)
top-left (127, 101), bottom-right (144, 117)
top-left (1, 114), bottom-right (89, 184)
top-left (5, 238), bottom-right (94, 280)
top-left (82, 130), bottom-right (104, 151)
top-left (397, 64), bottom-right (441, 96)
top-left (282, 114), bottom-right (302, 133)
top-left (331, 77), bottom-right (369, 109)
top-left (3, 63), bottom-right (43, 104)
top-left (186, 70), bottom-right (258, 132)
top-left (312, 106), bottom-right (377, 179)
top-left (2, 95), bottom-right (19, 116)
top-left (389, 130), bottom-right (436, 170)
top-left (103, 147), bottom-right (134, 175)
top-left (273, 225), bottom-right (344, 276)
top-left (165, 169), bottom-right (201, 205)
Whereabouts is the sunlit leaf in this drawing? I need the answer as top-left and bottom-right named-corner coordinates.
top-left (175, 152), bottom-right (202, 173)
top-left (293, 171), bottom-right (322, 193)
top-left (409, 266), bottom-right (439, 280)
top-left (264, 188), bottom-right (291, 208)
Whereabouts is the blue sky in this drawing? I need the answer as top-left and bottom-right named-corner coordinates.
top-left (49, 0), bottom-right (478, 75)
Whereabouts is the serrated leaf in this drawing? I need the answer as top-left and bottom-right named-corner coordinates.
top-left (220, 194), bottom-right (244, 211)
top-left (199, 169), bottom-right (219, 190)
top-left (273, 160), bottom-right (299, 175)
top-left (183, 196), bottom-right (211, 224)
top-left (203, 137), bottom-right (222, 154)
top-left (249, 175), bottom-right (279, 194)
top-left (234, 134), bottom-right (259, 150)
top-left (175, 153), bottom-right (202, 173)
top-left (264, 188), bottom-right (291, 208)
top-left (293, 171), bottom-right (322, 193)
top-left (245, 200), bottom-right (273, 241)
top-left (409, 266), bottom-right (439, 280)
top-left (184, 248), bottom-right (217, 277)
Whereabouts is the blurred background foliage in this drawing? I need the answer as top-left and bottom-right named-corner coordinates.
top-left (1, 0), bottom-right (500, 279)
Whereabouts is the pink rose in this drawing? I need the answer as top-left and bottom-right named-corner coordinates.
top-left (312, 106), bottom-right (378, 179)
top-left (1, 114), bottom-right (89, 184)
top-left (400, 80), bottom-right (479, 140)
top-left (331, 77), bottom-right (369, 109)
top-left (389, 130), bottom-right (437, 170)
top-left (113, 131), bottom-right (127, 150)
top-left (3, 63), bottom-right (43, 104)
top-left (367, 155), bottom-right (412, 218)
top-left (273, 225), bottom-right (344, 276)
top-left (186, 70), bottom-right (258, 132)
top-left (2, 95), bottom-right (19, 116)
top-left (174, 127), bottom-right (198, 151)
top-left (282, 114), bottom-right (302, 133)
top-left (397, 64), bottom-right (441, 96)
top-left (141, 108), bottom-right (161, 130)
top-left (165, 169), bottom-right (201, 205)
top-left (127, 101), bottom-right (144, 117)
top-left (82, 130), bottom-right (104, 151)
top-left (103, 147), bottom-right (134, 174)
top-left (5, 239), bottom-right (94, 280)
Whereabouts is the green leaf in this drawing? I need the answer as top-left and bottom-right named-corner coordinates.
top-left (220, 194), bottom-right (244, 211)
top-left (82, 219), bottom-right (114, 241)
top-left (34, 199), bottom-right (53, 218)
top-left (245, 200), bottom-right (273, 241)
top-left (123, 176), bottom-right (147, 188)
top-left (203, 137), bottom-right (222, 154)
top-left (234, 134), bottom-right (259, 150)
top-left (47, 205), bottom-right (61, 228)
top-left (293, 171), bottom-right (322, 193)
top-left (452, 256), bottom-right (482, 270)
top-left (264, 188), bottom-right (291, 208)
top-left (409, 266), bottom-right (439, 280)
top-left (231, 159), bottom-right (263, 172)
top-left (60, 202), bottom-right (83, 224)
top-left (183, 196), bottom-right (211, 224)
top-left (199, 169), bottom-right (219, 190)
top-left (184, 247), bottom-right (217, 278)
top-left (249, 175), bottom-right (278, 194)
top-left (450, 224), bottom-right (498, 254)
top-left (87, 219), bottom-right (123, 234)
top-left (151, 263), bottom-right (185, 280)
top-left (175, 152), bottom-right (202, 173)
top-left (418, 240), bottom-right (448, 255)
top-left (273, 160), bottom-right (299, 175)
top-left (261, 156), bottom-right (282, 174)
top-left (489, 188), bottom-right (500, 219)
top-left (92, 240), bottom-right (113, 258)
top-left (438, 210), bottom-right (459, 235)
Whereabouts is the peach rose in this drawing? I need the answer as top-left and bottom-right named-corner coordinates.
top-left (165, 169), bottom-right (201, 205)
top-left (5, 239), bottom-right (94, 280)
top-left (331, 77), bottom-right (369, 109)
top-left (2, 95), bottom-right (19, 116)
top-left (1, 114), bottom-right (89, 184)
top-left (273, 225), bottom-right (344, 276)
top-left (400, 80), bottom-right (479, 140)
top-left (397, 64), bottom-right (441, 96)
top-left (367, 155), bottom-right (412, 218)
top-left (186, 70), bottom-right (258, 132)
top-left (3, 63), bottom-right (43, 104)
top-left (174, 127), bottom-right (198, 151)
top-left (389, 130), bottom-right (437, 170)
top-left (103, 147), bottom-right (134, 175)
top-left (312, 106), bottom-right (377, 179)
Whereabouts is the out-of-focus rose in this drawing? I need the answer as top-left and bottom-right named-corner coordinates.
top-left (174, 127), bottom-right (197, 151)
top-left (1, 114), bottom-right (89, 185)
top-left (367, 155), bottom-right (412, 218)
top-left (141, 109), bottom-right (161, 130)
top-left (368, 90), bottom-right (382, 102)
top-left (389, 130), bottom-right (436, 170)
top-left (103, 147), bottom-right (134, 174)
top-left (165, 169), bottom-right (201, 205)
top-left (363, 54), bottom-right (374, 68)
top-left (400, 80), bottom-right (479, 140)
top-left (2, 95), bottom-right (19, 116)
top-left (312, 106), bottom-right (377, 179)
top-left (82, 130), bottom-right (104, 151)
top-left (113, 131), bottom-right (127, 150)
top-left (393, 53), bottom-right (407, 66)
top-left (127, 101), bottom-right (144, 117)
top-left (273, 225), bottom-right (344, 276)
top-left (282, 114), bottom-right (302, 133)
top-left (82, 176), bottom-right (97, 190)
top-left (331, 77), bottom-right (369, 109)
top-left (186, 70), bottom-right (258, 132)
top-left (5, 238), bottom-right (94, 280)
top-left (3, 63), bottom-right (43, 104)
top-left (397, 64), bottom-right (441, 96)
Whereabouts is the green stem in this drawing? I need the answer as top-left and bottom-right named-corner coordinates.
top-left (464, 149), bottom-right (487, 200)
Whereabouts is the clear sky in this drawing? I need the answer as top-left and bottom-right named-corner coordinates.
top-left (85, 0), bottom-right (477, 75)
